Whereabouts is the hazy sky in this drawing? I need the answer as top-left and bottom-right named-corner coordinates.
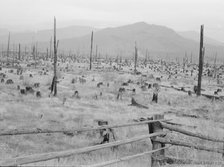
top-left (1, 0), bottom-right (224, 42)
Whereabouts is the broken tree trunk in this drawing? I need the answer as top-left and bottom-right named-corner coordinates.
top-left (46, 48), bottom-right (48, 60)
top-left (197, 25), bottom-right (204, 96)
top-left (18, 43), bottom-right (21, 61)
top-left (90, 31), bottom-right (93, 70)
top-left (24, 46), bottom-right (27, 60)
top-left (12, 44), bottom-right (15, 67)
top-left (134, 42), bottom-right (138, 74)
top-left (95, 45), bottom-right (98, 63)
top-left (6, 32), bottom-right (10, 64)
top-left (50, 37), bottom-right (52, 61)
top-left (32, 45), bottom-right (35, 61)
top-left (214, 52), bottom-right (217, 79)
top-left (52, 17), bottom-right (57, 96)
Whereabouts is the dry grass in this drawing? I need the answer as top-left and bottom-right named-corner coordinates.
top-left (0, 63), bottom-right (223, 167)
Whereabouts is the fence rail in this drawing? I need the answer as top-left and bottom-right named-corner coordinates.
top-left (0, 119), bottom-right (170, 136)
top-left (89, 146), bottom-right (171, 167)
top-left (161, 122), bottom-right (224, 143)
top-left (153, 137), bottom-right (224, 154)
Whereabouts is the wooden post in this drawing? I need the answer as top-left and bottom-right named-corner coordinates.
top-left (197, 25), bottom-right (204, 96)
top-left (6, 32), bottom-right (10, 65)
top-left (148, 114), bottom-right (165, 167)
top-left (134, 42), bottom-right (138, 74)
top-left (53, 17), bottom-right (57, 96)
top-left (90, 31), bottom-right (93, 70)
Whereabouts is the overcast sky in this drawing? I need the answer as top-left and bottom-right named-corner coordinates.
top-left (1, 0), bottom-right (224, 42)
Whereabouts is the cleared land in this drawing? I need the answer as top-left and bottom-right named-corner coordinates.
top-left (0, 59), bottom-right (223, 167)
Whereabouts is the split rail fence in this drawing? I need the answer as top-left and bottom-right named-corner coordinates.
top-left (0, 114), bottom-right (223, 167)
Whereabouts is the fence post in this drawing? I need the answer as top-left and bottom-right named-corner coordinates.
top-left (223, 137), bottom-right (224, 163)
top-left (148, 114), bottom-right (164, 167)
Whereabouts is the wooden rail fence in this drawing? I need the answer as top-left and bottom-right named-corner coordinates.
top-left (0, 114), bottom-right (223, 167)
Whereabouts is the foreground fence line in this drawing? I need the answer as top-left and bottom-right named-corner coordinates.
top-left (0, 114), bottom-right (224, 167)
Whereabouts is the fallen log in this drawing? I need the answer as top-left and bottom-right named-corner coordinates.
top-left (160, 85), bottom-right (224, 100)
top-left (129, 97), bottom-right (149, 109)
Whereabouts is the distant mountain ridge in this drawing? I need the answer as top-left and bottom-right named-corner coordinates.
top-left (0, 25), bottom-right (98, 44)
top-left (0, 22), bottom-right (223, 60)
top-left (178, 31), bottom-right (224, 46)
top-left (53, 22), bottom-right (223, 59)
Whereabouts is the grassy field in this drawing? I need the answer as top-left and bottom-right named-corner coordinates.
top-left (0, 61), bottom-right (223, 167)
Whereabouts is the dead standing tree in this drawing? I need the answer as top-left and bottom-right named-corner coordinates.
top-left (6, 32), bottom-right (10, 65)
top-left (197, 25), bottom-right (204, 96)
top-left (51, 17), bottom-right (58, 96)
top-left (95, 44), bottom-right (98, 63)
top-left (213, 52), bottom-right (217, 79)
top-left (134, 42), bottom-right (138, 74)
top-left (18, 43), bottom-right (21, 61)
top-left (46, 48), bottom-right (48, 61)
top-left (24, 46), bottom-right (27, 60)
top-left (89, 31), bottom-right (93, 70)
top-left (50, 37), bottom-right (52, 61)
top-left (32, 45), bottom-right (36, 66)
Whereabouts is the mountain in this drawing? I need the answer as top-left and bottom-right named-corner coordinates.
top-left (178, 31), bottom-right (224, 46)
top-left (0, 25), bottom-right (98, 44)
top-left (1, 22), bottom-right (223, 60)
top-left (53, 22), bottom-right (223, 59)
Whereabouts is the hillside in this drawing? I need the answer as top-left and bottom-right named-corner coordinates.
top-left (0, 25), bottom-right (98, 44)
top-left (178, 31), bottom-right (224, 46)
top-left (56, 22), bottom-right (223, 59)
top-left (1, 22), bottom-right (223, 60)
